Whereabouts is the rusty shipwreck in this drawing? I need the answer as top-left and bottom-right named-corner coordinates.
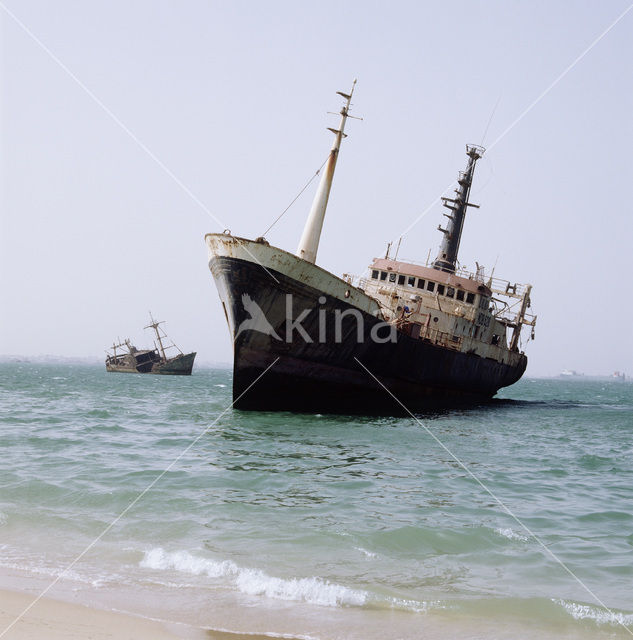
top-left (206, 82), bottom-right (536, 412)
top-left (106, 314), bottom-right (196, 375)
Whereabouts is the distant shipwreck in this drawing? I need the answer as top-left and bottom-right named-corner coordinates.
top-left (106, 314), bottom-right (196, 375)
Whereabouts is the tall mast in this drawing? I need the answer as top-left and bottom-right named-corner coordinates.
top-left (433, 144), bottom-right (485, 273)
top-left (296, 80), bottom-right (357, 264)
top-left (510, 284), bottom-right (532, 352)
top-left (145, 312), bottom-right (167, 360)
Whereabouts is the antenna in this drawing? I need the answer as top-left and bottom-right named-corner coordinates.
top-left (491, 254), bottom-right (499, 279)
top-left (480, 95), bottom-right (501, 147)
top-left (432, 145), bottom-right (484, 273)
top-left (394, 236), bottom-right (402, 261)
top-left (296, 79), bottom-right (361, 264)
top-left (145, 311), bottom-right (167, 360)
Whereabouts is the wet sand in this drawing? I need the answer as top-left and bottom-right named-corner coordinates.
top-left (0, 588), bottom-right (195, 639)
top-left (0, 587), bottom-right (310, 640)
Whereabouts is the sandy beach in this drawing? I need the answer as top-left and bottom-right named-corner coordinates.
top-left (0, 587), bottom-right (312, 640)
top-left (0, 588), bottom-right (197, 640)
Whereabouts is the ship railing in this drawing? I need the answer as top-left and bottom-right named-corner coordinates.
top-left (397, 322), bottom-right (462, 350)
top-left (375, 257), bottom-right (488, 284)
top-left (421, 326), bottom-right (463, 350)
top-left (487, 278), bottom-right (531, 299)
top-left (495, 309), bottom-right (537, 328)
top-left (342, 273), bottom-right (362, 287)
top-left (353, 274), bottom-right (533, 328)
top-left (366, 258), bottom-right (531, 296)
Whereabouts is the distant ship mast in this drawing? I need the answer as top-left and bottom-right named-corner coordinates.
top-left (297, 79), bottom-right (358, 264)
top-left (433, 144), bottom-right (485, 273)
top-left (144, 312), bottom-right (183, 360)
top-left (145, 313), bottom-right (168, 360)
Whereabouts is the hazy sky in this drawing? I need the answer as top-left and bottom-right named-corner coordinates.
top-left (1, 0), bottom-right (632, 376)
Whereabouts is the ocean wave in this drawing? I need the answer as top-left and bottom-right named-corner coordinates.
top-left (0, 558), bottom-right (106, 587)
top-left (386, 597), bottom-right (443, 614)
top-left (554, 599), bottom-right (633, 627)
top-left (140, 548), bottom-right (238, 578)
top-left (140, 548), bottom-right (366, 607)
top-left (370, 524), bottom-right (521, 555)
top-left (494, 527), bottom-right (528, 542)
top-left (236, 569), bottom-right (367, 607)
top-left (209, 628), bottom-right (318, 640)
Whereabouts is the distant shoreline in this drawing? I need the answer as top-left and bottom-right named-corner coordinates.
top-left (1, 357), bottom-right (626, 379)
top-left (0, 355), bottom-right (232, 369)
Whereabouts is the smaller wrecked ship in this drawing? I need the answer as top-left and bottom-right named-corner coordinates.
top-left (105, 314), bottom-right (196, 375)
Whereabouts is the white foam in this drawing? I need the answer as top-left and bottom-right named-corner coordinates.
top-left (554, 599), bottom-right (633, 627)
top-left (140, 548), bottom-right (238, 578)
top-left (495, 527), bottom-right (528, 542)
top-left (236, 568), bottom-right (367, 607)
top-left (140, 548), bottom-right (367, 608)
top-left (214, 384), bottom-right (227, 388)
top-left (210, 628), bottom-right (318, 640)
top-left (354, 546), bottom-right (377, 558)
top-left (0, 512), bottom-right (7, 526)
top-left (0, 559), bottom-right (105, 587)
top-left (388, 597), bottom-right (442, 614)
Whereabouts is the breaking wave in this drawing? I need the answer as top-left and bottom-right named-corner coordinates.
top-left (140, 547), bottom-right (238, 578)
top-left (554, 599), bottom-right (633, 627)
top-left (494, 527), bottom-right (529, 542)
top-left (354, 546), bottom-right (377, 558)
top-left (140, 548), bottom-right (367, 607)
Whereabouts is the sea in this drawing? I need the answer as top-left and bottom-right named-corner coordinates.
top-left (0, 361), bottom-right (631, 639)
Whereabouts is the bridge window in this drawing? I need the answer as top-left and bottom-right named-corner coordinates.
top-left (397, 274), bottom-right (405, 285)
top-left (380, 271), bottom-right (388, 281)
top-left (389, 273), bottom-right (396, 282)
top-left (466, 292), bottom-right (475, 304)
top-left (427, 281), bottom-right (435, 292)
top-left (371, 270), bottom-right (379, 279)
top-left (446, 287), bottom-right (455, 298)
top-left (416, 279), bottom-right (425, 289)
top-left (407, 276), bottom-right (415, 287)
top-left (456, 290), bottom-right (465, 301)
top-left (437, 284), bottom-right (445, 295)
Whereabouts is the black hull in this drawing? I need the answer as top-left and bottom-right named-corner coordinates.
top-left (152, 352), bottom-right (196, 375)
top-left (106, 352), bottom-right (196, 375)
top-left (210, 256), bottom-right (527, 414)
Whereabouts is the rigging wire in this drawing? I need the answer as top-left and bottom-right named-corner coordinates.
top-left (390, 96), bottom-right (502, 255)
top-left (480, 94), bottom-right (502, 147)
top-left (260, 155), bottom-right (330, 238)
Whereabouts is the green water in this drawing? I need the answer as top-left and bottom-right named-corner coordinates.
top-left (0, 362), bottom-right (631, 638)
